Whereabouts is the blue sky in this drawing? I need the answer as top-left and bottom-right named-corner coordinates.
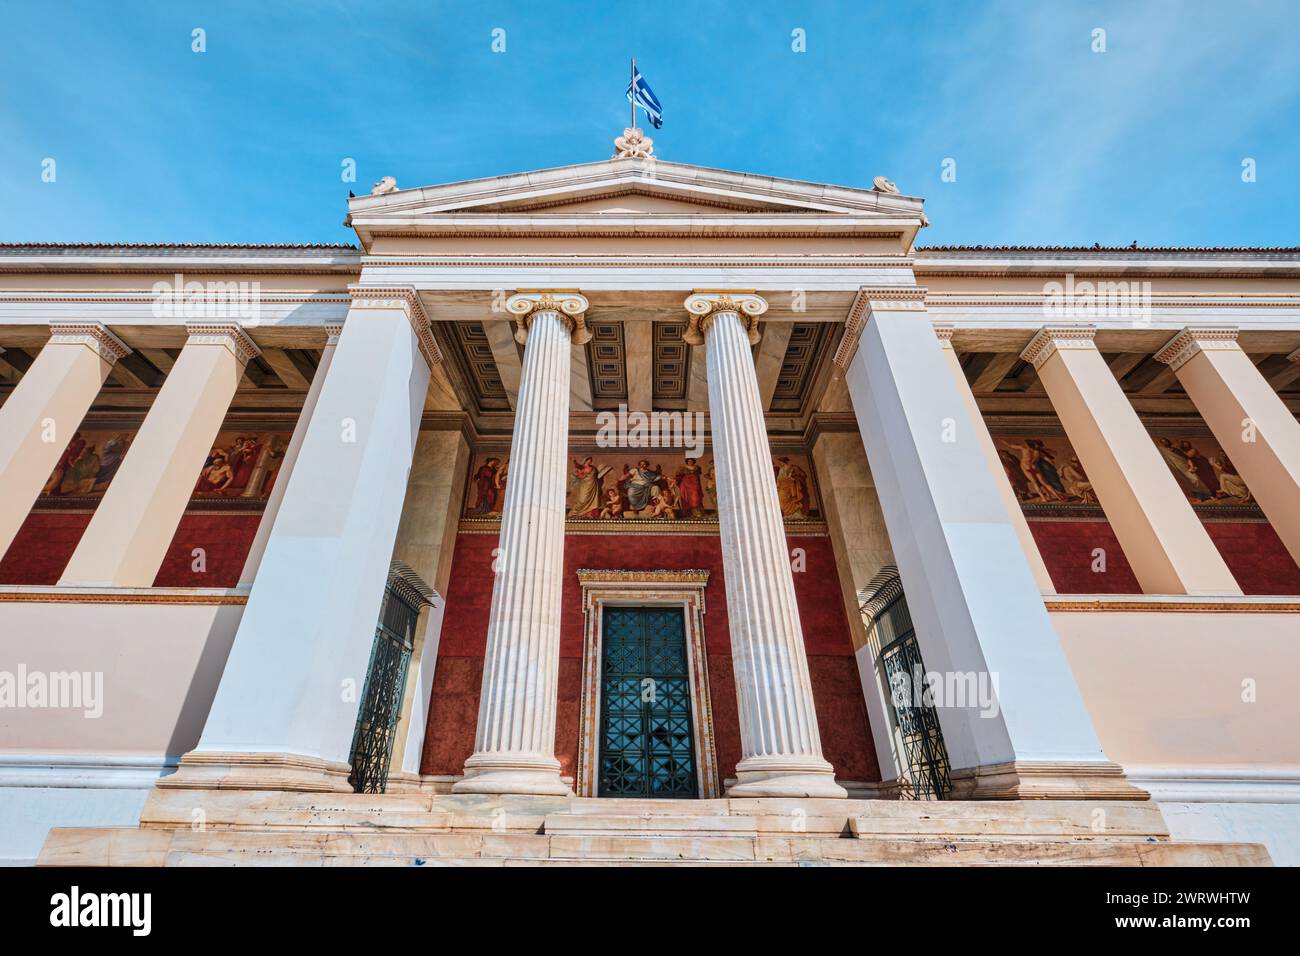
top-left (2, 0), bottom-right (1298, 246)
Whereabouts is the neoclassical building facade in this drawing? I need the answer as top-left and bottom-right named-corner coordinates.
top-left (2, 139), bottom-right (1297, 865)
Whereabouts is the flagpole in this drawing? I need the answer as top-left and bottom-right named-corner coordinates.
top-left (630, 57), bottom-right (636, 129)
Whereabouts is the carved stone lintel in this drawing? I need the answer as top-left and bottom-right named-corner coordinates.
top-left (1020, 325), bottom-right (1098, 370)
top-left (506, 291), bottom-right (591, 345)
top-left (47, 321), bottom-right (131, 365)
top-left (1153, 326), bottom-right (1240, 373)
top-left (682, 292), bottom-right (769, 346)
top-left (184, 322), bottom-right (261, 366)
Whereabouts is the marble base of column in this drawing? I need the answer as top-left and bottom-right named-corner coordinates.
top-left (729, 756), bottom-right (847, 799)
top-left (454, 754), bottom-right (573, 796)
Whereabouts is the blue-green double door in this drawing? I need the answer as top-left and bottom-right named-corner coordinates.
top-left (597, 606), bottom-right (699, 798)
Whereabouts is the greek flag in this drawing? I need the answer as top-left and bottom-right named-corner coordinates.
top-left (626, 69), bottom-right (663, 129)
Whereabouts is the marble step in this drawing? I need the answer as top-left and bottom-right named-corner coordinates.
top-left (850, 801), bottom-right (1169, 840)
top-left (543, 814), bottom-right (760, 837)
top-left (38, 826), bottom-right (1272, 867)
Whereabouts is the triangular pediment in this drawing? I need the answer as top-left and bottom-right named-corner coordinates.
top-left (346, 157), bottom-right (926, 246)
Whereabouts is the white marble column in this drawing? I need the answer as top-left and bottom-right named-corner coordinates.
top-left (238, 323), bottom-right (342, 587)
top-left (0, 323), bottom-right (128, 560)
top-left (684, 292), bottom-right (845, 798)
top-left (841, 293), bottom-right (1137, 799)
top-left (60, 323), bottom-right (257, 587)
top-left (1154, 326), bottom-right (1300, 568)
top-left (454, 292), bottom-right (591, 795)
top-left (170, 290), bottom-right (437, 792)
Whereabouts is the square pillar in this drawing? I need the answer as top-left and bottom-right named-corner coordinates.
top-left (934, 328), bottom-right (1055, 593)
top-left (1022, 326), bottom-right (1241, 596)
top-left (0, 323), bottom-right (128, 559)
top-left (59, 324), bottom-right (257, 587)
top-left (166, 290), bottom-right (438, 792)
top-left (1155, 327), bottom-right (1300, 569)
top-left (238, 323), bottom-right (342, 587)
top-left (842, 292), bottom-right (1138, 799)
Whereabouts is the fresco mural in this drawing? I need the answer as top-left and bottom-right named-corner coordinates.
top-left (463, 450), bottom-right (820, 522)
top-left (38, 428), bottom-right (291, 502)
top-left (995, 434), bottom-right (1253, 507)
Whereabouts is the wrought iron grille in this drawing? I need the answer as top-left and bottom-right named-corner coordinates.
top-left (347, 575), bottom-right (425, 794)
top-left (864, 579), bottom-right (952, 801)
top-left (598, 606), bottom-right (699, 798)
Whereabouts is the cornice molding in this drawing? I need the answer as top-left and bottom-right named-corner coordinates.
top-left (1153, 326), bottom-right (1241, 372)
top-left (348, 285), bottom-right (443, 368)
top-left (1021, 325), bottom-right (1098, 369)
top-left (184, 322), bottom-right (261, 365)
top-left (577, 568), bottom-right (711, 586)
top-left (47, 321), bottom-right (131, 364)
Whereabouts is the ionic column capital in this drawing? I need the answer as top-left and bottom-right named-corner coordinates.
top-left (348, 286), bottom-right (442, 368)
top-left (1021, 325), bottom-right (1097, 369)
top-left (47, 322), bottom-right (131, 365)
top-left (184, 322), bottom-right (261, 366)
top-left (682, 291), bottom-right (768, 346)
top-left (506, 291), bottom-right (591, 345)
top-left (1154, 326), bottom-right (1240, 372)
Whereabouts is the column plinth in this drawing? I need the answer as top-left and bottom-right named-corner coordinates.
top-left (454, 292), bottom-right (588, 796)
top-left (686, 292), bottom-right (845, 799)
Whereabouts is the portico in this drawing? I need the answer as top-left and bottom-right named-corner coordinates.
top-left (2, 139), bottom-right (1299, 866)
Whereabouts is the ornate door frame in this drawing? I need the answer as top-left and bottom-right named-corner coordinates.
top-left (576, 569), bottom-right (720, 799)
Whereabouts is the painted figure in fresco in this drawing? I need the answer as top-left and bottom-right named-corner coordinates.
top-left (775, 457), bottom-right (811, 518)
top-left (702, 461), bottom-right (717, 511)
top-left (998, 447), bottom-right (1031, 500)
top-left (1179, 441), bottom-right (1220, 499)
top-left (1154, 438), bottom-right (1213, 501)
top-left (622, 460), bottom-right (665, 514)
top-left (44, 431), bottom-right (87, 495)
top-left (1024, 440), bottom-right (1068, 501)
top-left (648, 489), bottom-right (677, 519)
top-left (244, 435), bottom-right (286, 498)
top-left (674, 458), bottom-right (705, 517)
top-left (93, 433), bottom-right (131, 491)
top-left (60, 443), bottom-right (101, 495)
top-left (226, 436), bottom-right (263, 496)
top-left (600, 487), bottom-right (624, 518)
top-left (470, 457), bottom-right (505, 514)
top-left (567, 456), bottom-right (611, 517)
top-left (195, 449), bottom-right (234, 494)
top-left (1209, 454), bottom-right (1251, 502)
top-left (1060, 455), bottom-right (1097, 503)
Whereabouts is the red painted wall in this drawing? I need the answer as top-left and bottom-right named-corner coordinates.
top-left (0, 511), bottom-right (260, 587)
top-left (1028, 519), bottom-right (1300, 595)
top-left (422, 530), bottom-right (880, 785)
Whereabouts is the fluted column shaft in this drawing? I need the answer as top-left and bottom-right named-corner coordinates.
top-left (456, 295), bottom-right (588, 795)
top-left (690, 294), bottom-right (845, 798)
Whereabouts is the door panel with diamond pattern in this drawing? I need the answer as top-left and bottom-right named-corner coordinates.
top-left (598, 606), bottom-right (698, 798)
